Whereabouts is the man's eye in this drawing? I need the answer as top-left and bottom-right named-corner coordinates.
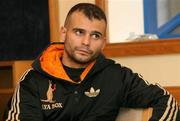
top-left (91, 34), bottom-right (101, 40)
top-left (75, 30), bottom-right (83, 36)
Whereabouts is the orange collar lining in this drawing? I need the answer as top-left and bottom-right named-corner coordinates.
top-left (40, 44), bottom-right (96, 83)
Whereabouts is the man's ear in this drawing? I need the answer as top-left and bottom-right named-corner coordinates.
top-left (60, 26), bottom-right (67, 42)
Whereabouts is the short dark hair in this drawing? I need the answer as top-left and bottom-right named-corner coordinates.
top-left (64, 3), bottom-right (107, 26)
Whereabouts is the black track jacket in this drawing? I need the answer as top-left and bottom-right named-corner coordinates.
top-left (5, 43), bottom-right (179, 121)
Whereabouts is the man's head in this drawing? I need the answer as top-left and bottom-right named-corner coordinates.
top-left (64, 3), bottom-right (107, 28)
top-left (61, 3), bottom-right (107, 68)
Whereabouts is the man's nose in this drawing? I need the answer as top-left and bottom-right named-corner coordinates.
top-left (82, 35), bottom-right (91, 46)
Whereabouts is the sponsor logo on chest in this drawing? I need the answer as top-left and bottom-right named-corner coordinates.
top-left (84, 87), bottom-right (100, 97)
top-left (42, 102), bottom-right (63, 110)
top-left (41, 80), bottom-right (63, 110)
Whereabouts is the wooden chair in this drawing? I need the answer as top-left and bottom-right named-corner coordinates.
top-left (116, 108), bottom-right (143, 121)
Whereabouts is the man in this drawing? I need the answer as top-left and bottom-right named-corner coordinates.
top-left (4, 3), bottom-right (179, 121)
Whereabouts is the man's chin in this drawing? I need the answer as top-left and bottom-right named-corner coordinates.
top-left (74, 56), bottom-right (93, 64)
top-left (73, 53), bottom-right (97, 64)
top-left (75, 58), bottom-right (91, 64)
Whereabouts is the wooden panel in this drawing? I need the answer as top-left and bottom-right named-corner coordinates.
top-left (103, 38), bottom-right (180, 57)
top-left (95, 0), bottom-right (106, 12)
top-left (0, 61), bottom-right (14, 91)
top-left (165, 86), bottom-right (180, 105)
top-left (0, 61), bottom-right (32, 121)
top-left (95, 0), bottom-right (109, 42)
top-left (0, 60), bottom-right (33, 88)
top-left (13, 61), bottom-right (33, 87)
top-left (0, 61), bottom-right (14, 66)
top-left (49, 0), bottom-right (60, 42)
top-left (0, 92), bottom-right (13, 121)
top-left (0, 89), bottom-right (14, 94)
top-left (0, 66), bottom-right (13, 89)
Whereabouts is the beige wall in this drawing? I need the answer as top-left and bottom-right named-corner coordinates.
top-left (112, 54), bottom-right (180, 86)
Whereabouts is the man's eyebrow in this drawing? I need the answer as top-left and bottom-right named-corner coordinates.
top-left (72, 28), bottom-right (85, 32)
top-left (91, 31), bottom-right (103, 36)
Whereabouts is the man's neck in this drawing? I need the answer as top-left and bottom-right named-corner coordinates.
top-left (62, 59), bottom-right (88, 68)
top-left (61, 54), bottom-right (89, 68)
top-left (62, 64), bottom-right (85, 82)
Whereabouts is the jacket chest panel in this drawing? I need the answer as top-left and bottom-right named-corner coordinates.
top-left (39, 75), bottom-right (122, 120)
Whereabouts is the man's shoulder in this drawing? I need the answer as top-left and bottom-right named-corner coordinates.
top-left (19, 68), bottom-right (47, 84)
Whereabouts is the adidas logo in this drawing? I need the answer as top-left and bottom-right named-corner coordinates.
top-left (85, 87), bottom-right (100, 97)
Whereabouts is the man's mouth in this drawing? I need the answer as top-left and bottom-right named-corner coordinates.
top-left (76, 48), bottom-right (93, 55)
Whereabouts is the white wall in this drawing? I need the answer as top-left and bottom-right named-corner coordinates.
top-left (107, 0), bottom-right (144, 43)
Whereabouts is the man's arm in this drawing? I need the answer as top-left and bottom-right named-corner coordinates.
top-left (4, 69), bottom-right (44, 121)
top-left (121, 67), bottom-right (179, 121)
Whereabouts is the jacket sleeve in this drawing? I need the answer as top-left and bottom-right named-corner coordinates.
top-left (121, 67), bottom-right (179, 121)
top-left (4, 69), bottom-right (44, 121)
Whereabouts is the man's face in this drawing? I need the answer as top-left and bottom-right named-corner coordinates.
top-left (61, 11), bottom-right (106, 67)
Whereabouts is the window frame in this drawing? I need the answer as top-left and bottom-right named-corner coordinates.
top-left (143, 0), bottom-right (180, 39)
